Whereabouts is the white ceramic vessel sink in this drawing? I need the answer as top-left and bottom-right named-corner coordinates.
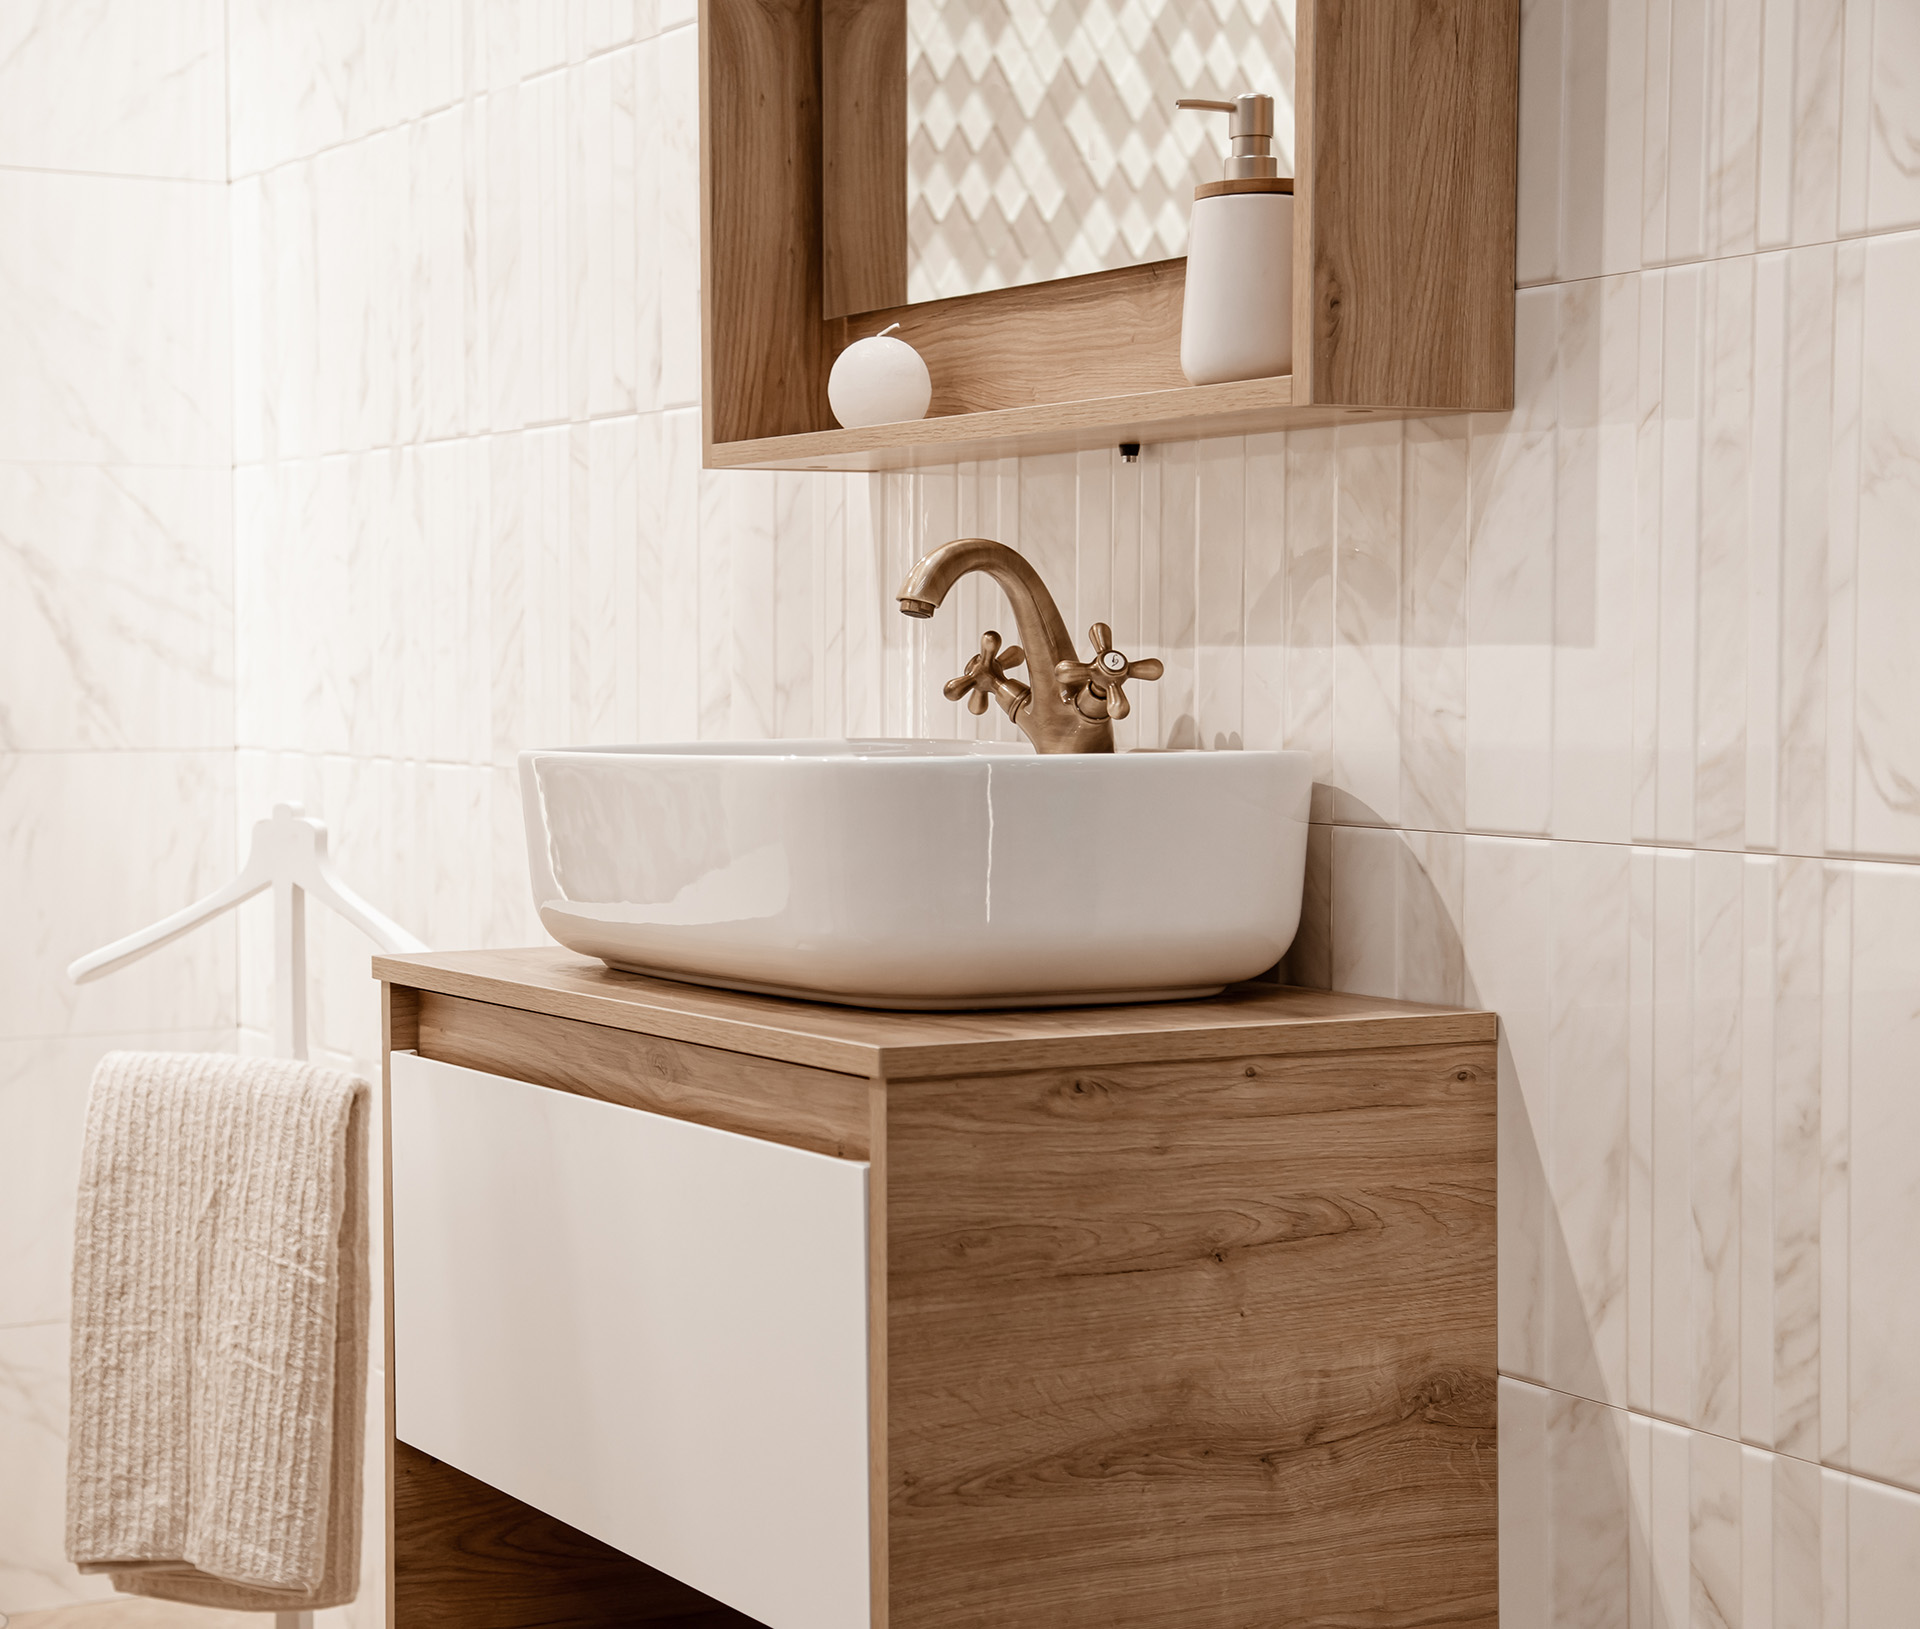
top-left (520, 740), bottom-right (1313, 1010)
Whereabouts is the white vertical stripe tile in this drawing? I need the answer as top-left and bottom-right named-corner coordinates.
top-left (1466, 288), bottom-right (1557, 836)
top-left (1689, 1428), bottom-right (1742, 1629)
top-left (1866, 0), bottom-right (1920, 230)
top-left (1401, 418), bottom-right (1469, 831)
top-left (1739, 857), bottom-right (1777, 1450)
top-left (1850, 231), bottom-right (1920, 860)
top-left (1330, 423), bottom-right (1402, 823)
top-left (1548, 838), bottom-right (1633, 1410)
top-left (1846, 862), bottom-right (1920, 1490)
top-left (1690, 847), bottom-right (1744, 1438)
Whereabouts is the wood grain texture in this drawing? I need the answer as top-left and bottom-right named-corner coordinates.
top-left (375, 948), bottom-right (1497, 1080)
top-left (867, 1078), bottom-right (892, 1629)
top-left (821, 0), bottom-right (906, 317)
top-left (704, 374), bottom-right (1374, 471)
top-left (414, 990), bottom-right (870, 1158)
top-left (393, 1443), bottom-right (765, 1628)
top-left (1298, 0), bottom-right (1519, 409)
top-left (381, 985), bottom-right (415, 1629)
top-left (883, 1041), bottom-right (1498, 1628)
top-left (826, 260), bottom-right (1190, 413)
top-left (700, 0), bottom-right (833, 445)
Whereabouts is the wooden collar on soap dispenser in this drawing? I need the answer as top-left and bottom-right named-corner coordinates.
top-left (1194, 177), bottom-right (1295, 199)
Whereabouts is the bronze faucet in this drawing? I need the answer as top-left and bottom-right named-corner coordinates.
top-left (896, 538), bottom-right (1163, 754)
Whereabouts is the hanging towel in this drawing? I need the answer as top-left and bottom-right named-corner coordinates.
top-left (65, 1051), bottom-right (370, 1610)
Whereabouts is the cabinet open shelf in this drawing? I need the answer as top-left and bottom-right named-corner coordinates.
top-left (700, 0), bottom-right (1520, 473)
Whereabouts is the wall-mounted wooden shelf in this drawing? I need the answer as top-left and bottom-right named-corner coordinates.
top-left (700, 0), bottom-right (1519, 473)
top-left (707, 374), bottom-right (1423, 472)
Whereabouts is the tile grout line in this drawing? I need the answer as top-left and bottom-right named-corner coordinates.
top-left (1503, 1371), bottom-right (1920, 1505)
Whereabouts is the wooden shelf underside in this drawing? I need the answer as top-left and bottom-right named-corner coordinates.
top-left (706, 373), bottom-right (1470, 472)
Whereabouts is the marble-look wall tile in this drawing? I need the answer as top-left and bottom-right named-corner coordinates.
top-left (0, 1322), bottom-right (118, 1614)
top-left (1551, 270), bottom-right (1637, 845)
top-left (1848, 230), bottom-right (1920, 861)
top-left (1844, 860), bottom-right (1920, 1492)
top-left (228, 0), bottom-right (469, 178)
top-left (0, 751), bottom-right (238, 1042)
top-left (1465, 290), bottom-right (1557, 837)
top-left (0, 0), bottom-right (225, 180)
top-left (233, 49), bottom-right (686, 461)
top-left (1331, 832), bottom-right (1920, 1485)
top-left (0, 170), bottom-right (229, 468)
top-left (1865, 0), bottom-right (1920, 232)
top-left (1516, 0), bottom-right (1902, 285)
top-left (1500, 1375), bottom-right (1920, 1629)
top-left (0, 465), bottom-right (232, 752)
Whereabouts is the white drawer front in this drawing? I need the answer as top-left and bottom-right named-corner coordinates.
top-left (390, 1051), bottom-right (870, 1629)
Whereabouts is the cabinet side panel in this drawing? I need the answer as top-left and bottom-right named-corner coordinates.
top-left (821, 0), bottom-right (907, 317)
top-left (885, 1041), bottom-right (1498, 1629)
top-left (1303, 0), bottom-right (1519, 409)
top-left (702, 0), bottom-right (833, 442)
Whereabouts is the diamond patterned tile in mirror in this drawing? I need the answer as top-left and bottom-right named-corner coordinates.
top-left (905, 0), bottom-right (1296, 301)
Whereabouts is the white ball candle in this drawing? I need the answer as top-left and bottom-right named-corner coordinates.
top-left (827, 324), bottom-right (932, 429)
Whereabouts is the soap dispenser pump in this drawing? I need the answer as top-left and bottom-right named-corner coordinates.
top-left (1175, 93), bottom-right (1293, 386)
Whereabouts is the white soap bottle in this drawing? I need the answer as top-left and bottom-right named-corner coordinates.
top-left (1176, 93), bottom-right (1293, 386)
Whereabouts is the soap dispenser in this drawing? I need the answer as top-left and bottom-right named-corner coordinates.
top-left (1175, 94), bottom-right (1293, 386)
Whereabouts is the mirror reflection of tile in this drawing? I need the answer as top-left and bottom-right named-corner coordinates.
top-left (906, 0), bottom-right (1297, 300)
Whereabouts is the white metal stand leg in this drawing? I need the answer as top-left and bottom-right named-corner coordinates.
top-left (272, 874), bottom-right (308, 1060)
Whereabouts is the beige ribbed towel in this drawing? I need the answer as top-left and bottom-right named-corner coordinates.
top-left (66, 1051), bottom-right (369, 1611)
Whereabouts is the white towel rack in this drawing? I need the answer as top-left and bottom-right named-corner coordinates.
top-left (68, 801), bottom-right (424, 1629)
top-left (69, 801), bottom-right (426, 1059)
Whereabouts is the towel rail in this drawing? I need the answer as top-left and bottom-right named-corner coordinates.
top-left (70, 801), bottom-right (426, 1057)
top-left (69, 802), bottom-right (422, 1624)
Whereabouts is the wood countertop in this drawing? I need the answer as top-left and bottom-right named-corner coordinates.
top-left (374, 947), bottom-right (1495, 1080)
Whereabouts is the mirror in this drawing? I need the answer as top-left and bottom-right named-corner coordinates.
top-left (903, 0), bottom-right (1296, 302)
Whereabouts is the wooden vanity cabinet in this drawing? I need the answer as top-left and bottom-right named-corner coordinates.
top-left (376, 948), bottom-right (1498, 1629)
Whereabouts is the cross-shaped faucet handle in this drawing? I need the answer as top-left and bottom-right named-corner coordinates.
top-left (1055, 623), bottom-right (1164, 721)
top-left (943, 629), bottom-right (1032, 719)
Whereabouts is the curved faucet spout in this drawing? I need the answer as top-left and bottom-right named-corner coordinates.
top-left (896, 537), bottom-right (1118, 753)
top-left (897, 538), bottom-right (1073, 650)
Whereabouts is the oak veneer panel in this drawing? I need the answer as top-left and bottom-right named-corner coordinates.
top-left (825, 260), bottom-right (1191, 414)
top-left (393, 1443), bottom-right (764, 1629)
top-left (700, 0), bottom-right (833, 444)
top-left (414, 990), bottom-right (870, 1157)
top-left (821, 0), bottom-right (906, 317)
top-left (381, 984), bottom-right (417, 1629)
top-left (883, 1042), bottom-right (1498, 1628)
top-left (1296, 0), bottom-right (1519, 409)
top-left (376, 948), bottom-right (1496, 1079)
